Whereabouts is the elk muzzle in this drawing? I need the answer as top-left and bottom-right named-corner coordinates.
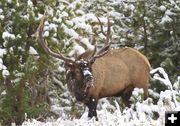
top-left (82, 68), bottom-right (94, 92)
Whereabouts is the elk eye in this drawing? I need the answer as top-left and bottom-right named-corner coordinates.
top-left (82, 61), bottom-right (88, 67)
top-left (84, 63), bottom-right (88, 67)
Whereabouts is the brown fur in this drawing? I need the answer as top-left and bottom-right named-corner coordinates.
top-left (80, 47), bottom-right (150, 106)
top-left (37, 17), bottom-right (150, 119)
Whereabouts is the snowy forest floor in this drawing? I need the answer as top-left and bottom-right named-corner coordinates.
top-left (21, 67), bottom-right (180, 126)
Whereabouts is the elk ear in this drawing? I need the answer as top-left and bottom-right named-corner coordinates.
top-left (89, 58), bottom-right (96, 65)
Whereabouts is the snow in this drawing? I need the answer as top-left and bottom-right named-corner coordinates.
top-left (7, 0), bottom-right (12, 4)
top-left (16, 0), bottom-right (20, 7)
top-left (68, 44), bottom-right (85, 57)
top-left (0, 8), bottom-right (3, 14)
top-left (1, 90), bottom-right (6, 95)
top-left (73, 44), bottom-right (85, 55)
top-left (83, 69), bottom-right (92, 76)
top-left (159, 5), bottom-right (166, 12)
top-left (46, 6), bottom-right (54, 17)
top-left (0, 0), bottom-right (179, 125)
top-left (44, 21), bottom-right (58, 32)
top-left (63, 25), bottom-right (79, 38)
top-left (71, 17), bottom-right (93, 33)
top-left (61, 11), bottom-right (69, 17)
top-left (159, 8), bottom-right (176, 24)
top-left (0, 15), bottom-right (4, 20)
top-left (50, 105), bottom-right (65, 116)
top-left (0, 48), bottom-right (9, 77)
top-left (165, 10), bottom-right (176, 16)
top-left (2, 69), bottom-right (10, 77)
top-left (22, 97), bottom-right (172, 126)
top-left (22, 67), bottom-right (180, 126)
top-left (150, 67), bottom-right (179, 107)
top-left (83, 13), bottom-right (97, 22)
top-left (68, 0), bottom-right (81, 10)
top-left (2, 31), bottom-right (16, 40)
top-left (150, 67), bottom-right (171, 88)
top-left (53, 16), bottom-right (62, 23)
top-left (0, 59), bottom-right (2, 64)
top-left (27, 0), bottom-right (33, 8)
top-left (173, 76), bottom-right (180, 90)
top-left (0, 63), bottom-right (7, 71)
top-left (29, 46), bottom-right (38, 55)
top-left (0, 48), bottom-right (7, 57)
top-left (80, 38), bottom-right (94, 50)
top-left (43, 31), bottom-right (49, 37)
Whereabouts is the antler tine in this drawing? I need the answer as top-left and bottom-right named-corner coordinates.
top-left (91, 45), bottom-right (97, 57)
top-left (89, 16), bottom-right (111, 62)
top-left (93, 44), bottom-right (110, 59)
top-left (36, 15), bottom-right (74, 63)
top-left (97, 17), bottom-right (106, 37)
top-left (105, 17), bottom-right (111, 45)
top-left (96, 17), bottom-right (111, 55)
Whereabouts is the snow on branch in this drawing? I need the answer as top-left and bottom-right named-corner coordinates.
top-left (150, 67), bottom-right (172, 89)
top-left (150, 67), bottom-right (178, 107)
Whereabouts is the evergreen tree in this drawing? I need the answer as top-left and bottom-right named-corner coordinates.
top-left (112, 0), bottom-right (180, 82)
top-left (0, 0), bottom-right (53, 125)
top-left (0, 0), bottom-right (179, 125)
top-left (0, 0), bottom-right (110, 124)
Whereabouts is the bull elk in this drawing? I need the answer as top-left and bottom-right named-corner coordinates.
top-left (36, 16), bottom-right (150, 120)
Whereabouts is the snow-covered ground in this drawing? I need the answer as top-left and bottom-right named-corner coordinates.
top-left (22, 67), bottom-right (180, 126)
top-left (22, 97), bottom-right (178, 126)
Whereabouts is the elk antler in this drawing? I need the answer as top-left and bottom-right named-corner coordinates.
top-left (36, 15), bottom-right (74, 64)
top-left (89, 16), bottom-right (111, 63)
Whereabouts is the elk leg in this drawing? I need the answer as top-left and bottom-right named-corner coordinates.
top-left (143, 86), bottom-right (148, 100)
top-left (86, 97), bottom-right (98, 120)
top-left (121, 85), bottom-right (134, 107)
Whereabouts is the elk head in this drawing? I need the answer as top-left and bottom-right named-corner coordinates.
top-left (36, 15), bottom-right (111, 101)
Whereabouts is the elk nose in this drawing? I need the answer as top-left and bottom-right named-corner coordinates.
top-left (86, 75), bottom-right (93, 81)
top-left (83, 69), bottom-right (93, 80)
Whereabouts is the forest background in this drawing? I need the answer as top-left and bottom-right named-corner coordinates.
top-left (0, 0), bottom-right (179, 125)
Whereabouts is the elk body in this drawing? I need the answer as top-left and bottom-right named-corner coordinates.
top-left (66, 48), bottom-right (150, 119)
top-left (37, 16), bottom-right (150, 120)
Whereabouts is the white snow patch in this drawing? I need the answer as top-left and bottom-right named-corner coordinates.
top-left (159, 5), bottom-right (166, 12)
top-left (68, 44), bottom-right (85, 57)
top-left (0, 8), bottom-right (3, 14)
top-left (29, 46), bottom-right (38, 55)
top-left (165, 10), bottom-right (176, 16)
top-left (173, 76), bottom-right (180, 90)
top-left (0, 15), bottom-right (4, 20)
top-left (160, 15), bottom-right (172, 24)
top-left (63, 26), bottom-right (79, 38)
top-left (22, 68), bottom-right (180, 126)
top-left (2, 31), bottom-right (16, 40)
top-left (2, 69), bottom-right (10, 77)
top-left (0, 48), bottom-right (7, 57)
top-left (27, 0), bottom-right (33, 8)
top-left (81, 38), bottom-right (94, 50)
top-left (43, 31), bottom-right (49, 37)
top-left (7, 0), bottom-right (12, 3)
top-left (1, 90), bottom-right (6, 95)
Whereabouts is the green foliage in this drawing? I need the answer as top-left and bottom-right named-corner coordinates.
top-left (0, 83), bottom-right (49, 125)
top-left (0, 0), bottom-right (53, 125)
top-left (0, 0), bottom-right (180, 125)
top-left (113, 0), bottom-right (180, 81)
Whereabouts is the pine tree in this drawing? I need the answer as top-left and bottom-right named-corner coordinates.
top-left (0, 0), bottom-right (111, 124)
top-left (0, 0), bottom-right (55, 125)
top-left (112, 0), bottom-right (180, 81)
